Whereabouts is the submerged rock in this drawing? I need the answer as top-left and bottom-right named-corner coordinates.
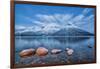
top-left (19, 48), bottom-right (35, 58)
top-left (36, 47), bottom-right (48, 56)
top-left (51, 49), bottom-right (62, 54)
top-left (66, 48), bottom-right (74, 56)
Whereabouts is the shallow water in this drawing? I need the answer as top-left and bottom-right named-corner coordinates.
top-left (15, 36), bottom-right (95, 65)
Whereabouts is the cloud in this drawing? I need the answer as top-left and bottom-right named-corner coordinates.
top-left (35, 14), bottom-right (85, 28)
top-left (35, 14), bottom-right (74, 26)
top-left (88, 15), bottom-right (94, 20)
top-left (15, 25), bottom-right (26, 30)
top-left (36, 14), bottom-right (58, 24)
top-left (72, 14), bottom-right (84, 23)
top-left (82, 8), bottom-right (91, 14)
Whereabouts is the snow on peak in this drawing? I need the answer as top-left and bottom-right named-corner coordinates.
top-left (15, 23), bottom-right (61, 34)
top-left (41, 23), bottom-right (61, 34)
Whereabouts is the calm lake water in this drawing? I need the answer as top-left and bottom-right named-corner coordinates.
top-left (15, 36), bottom-right (95, 65)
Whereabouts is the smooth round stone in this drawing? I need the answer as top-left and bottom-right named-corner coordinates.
top-left (36, 47), bottom-right (48, 56)
top-left (51, 49), bottom-right (62, 54)
top-left (19, 48), bottom-right (35, 58)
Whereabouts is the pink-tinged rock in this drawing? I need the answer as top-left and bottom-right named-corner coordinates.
top-left (36, 47), bottom-right (48, 56)
top-left (19, 48), bottom-right (35, 58)
top-left (51, 49), bottom-right (62, 54)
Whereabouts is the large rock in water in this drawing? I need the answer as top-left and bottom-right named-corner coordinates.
top-left (36, 47), bottom-right (48, 56)
top-left (51, 49), bottom-right (62, 54)
top-left (19, 48), bottom-right (35, 58)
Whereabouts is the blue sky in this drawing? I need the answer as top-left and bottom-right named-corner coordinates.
top-left (15, 4), bottom-right (95, 33)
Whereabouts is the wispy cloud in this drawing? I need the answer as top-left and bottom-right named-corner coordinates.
top-left (82, 8), bottom-right (92, 14)
top-left (35, 14), bottom-right (74, 26)
top-left (15, 25), bottom-right (26, 30)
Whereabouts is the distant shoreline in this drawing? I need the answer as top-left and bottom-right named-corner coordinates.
top-left (15, 35), bottom-right (94, 37)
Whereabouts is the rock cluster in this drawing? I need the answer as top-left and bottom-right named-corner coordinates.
top-left (19, 47), bottom-right (74, 58)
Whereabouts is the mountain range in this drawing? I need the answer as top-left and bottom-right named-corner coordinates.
top-left (15, 25), bottom-right (94, 36)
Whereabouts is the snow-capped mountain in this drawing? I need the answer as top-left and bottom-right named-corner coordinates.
top-left (15, 23), bottom-right (61, 36)
top-left (15, 24), bottom-right (93, 36)
top-left (51, 28), bottom-right (93, 36)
